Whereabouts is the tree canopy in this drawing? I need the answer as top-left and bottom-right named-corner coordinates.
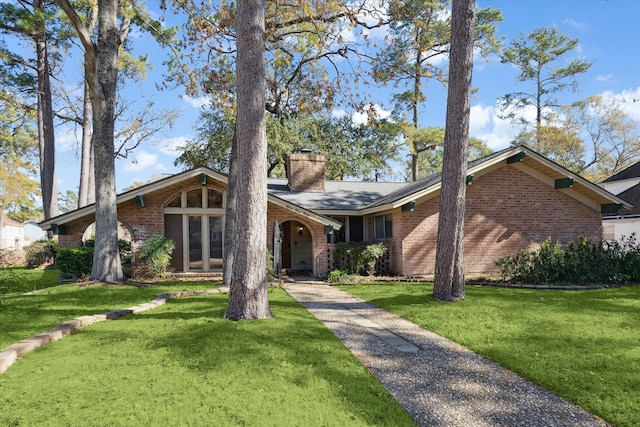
top-left (498, 25), bottom-right (591, 138)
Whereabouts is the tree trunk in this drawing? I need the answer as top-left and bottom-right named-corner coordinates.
top-left (78, 79), bottom-right (93, 207)
top-left (89, 0), bottom-right (123, 282)
top-left (225, 0), bottom-right (272, 320)
top-left (35, 0), bottom-right (58, 220)
top-left (433, 0), bottom-right (475, 301)
top-left (223, 133), bottom-right (238, 286)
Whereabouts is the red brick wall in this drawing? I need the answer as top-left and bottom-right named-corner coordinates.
top-left (58, 177), bottom-right (227, 261)
top-left (393, 165), bottom-right (603, 276)
top-left (287, 153), bottom-right (325, 192)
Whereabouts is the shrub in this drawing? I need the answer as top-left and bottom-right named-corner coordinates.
top-left (0, 249), bottom-right (24, 267)
top-left (118, 239), bottom-right (132, 265)
top-left (56, 247), bottom-right (94, 279)
top-left (85, 238), bottom-right (132, 265)
top-left (25, 239), bottom-right (57, 268)
top-left (137, 235), bottom-right (175, 278)
top-left (496, 234), bottom-right (640, 285)
top-left (333, 242), bottom-right (388, 276)
top-left (327, 269), bottom-right (354, 283)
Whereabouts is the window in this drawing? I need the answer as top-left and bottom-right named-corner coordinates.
top-left (374, 214), bottom-right (392, 239)
top-left (327, 217), bottom-right (346, 243)
top-left (186, 188), bottom-right (203, 207)
top-left (167, 194), bottom-right (181, 207)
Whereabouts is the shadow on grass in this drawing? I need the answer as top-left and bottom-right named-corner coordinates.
top-left (126, 291), bottom-right (414, 426)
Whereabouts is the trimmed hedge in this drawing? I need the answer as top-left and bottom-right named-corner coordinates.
top-left (55, 247), bottom-right (94, 279)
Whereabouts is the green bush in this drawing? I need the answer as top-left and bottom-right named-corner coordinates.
top-left (333, 242), bottom-right (388, 276)
top-left (496, 234), bottom-right (640, 285)
top-left (118, 239), bottom-right (132, 265)
top-left (25, 240), bottom-right (57, 268)
top-left (56, 247), bottom-right (94, 279)
top-left (138, 235), bottom-right (175, 278)
top-left (327, 269), bottom-right (355, 283)
top-left (85, 238), bottom-right (132, 265)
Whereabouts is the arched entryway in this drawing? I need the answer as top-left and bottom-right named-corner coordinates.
top-left (277, 220), bottom-right (313, 274)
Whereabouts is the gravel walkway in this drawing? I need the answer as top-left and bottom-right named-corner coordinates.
top-left (283, 281), bottom-right (610, 427)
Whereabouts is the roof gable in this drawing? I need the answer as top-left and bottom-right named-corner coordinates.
top-left (359, 146), bottom-right (630, 214)
top-left (40, 167), bottom-right (342, 230)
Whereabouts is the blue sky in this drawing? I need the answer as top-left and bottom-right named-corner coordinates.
top-left (53, 0), bottom-right (640, 194)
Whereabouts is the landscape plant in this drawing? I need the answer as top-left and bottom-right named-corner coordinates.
top-left (24, 239), bottom-right (57, 268)
top-left (137, 235), bottom-right (175, 278)
top-left (55, 247), bottom-right (94, 279)
top-left (496, 235), bottom-right (640, 285)
top-left (333, 242), bottom-right (388, 275)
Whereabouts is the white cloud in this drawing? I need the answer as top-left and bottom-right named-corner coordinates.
top-left (595, 74), bottom-right (614, 82)
top-left (183, 95), bottom-right (211, 109)
top-left (469, 102), bottom-right (538, 151)
top-left (55, 124), bottom-right (80, 153)
top-left (352, 103), bottom-right (392, 125)
top-left (562, 18), bottom-right (587, 30)
top-left (158, 136), bottom-right (190, 156)
top-left (599, 87), bottom-right (640, 122)
top-left (122, 150), bottom-right (166, 173)
top-left (469, 104), bottom-right (492, 135)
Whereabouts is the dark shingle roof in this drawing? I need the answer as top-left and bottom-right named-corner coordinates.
top-left (267, 179), bottom-right (407, 210)
top-left (602, 162), bottom-right (640, 182)
top-left (614, 183), bottom-right (640, 215)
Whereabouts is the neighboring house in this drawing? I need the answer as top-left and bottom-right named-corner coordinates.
top-left (0, 215), bottom-right (24, 251)
top-left (600, 162), bottom-right (640, 241)
top-left (39, 146), bottom-right (629, 277)
top-left (23, 221), bottom-right (47, 246)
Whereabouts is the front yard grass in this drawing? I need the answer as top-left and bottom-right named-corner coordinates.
top-left (0, 285), bottom-right (415, 426)
top-left (338, 282), bottom-right (640, 427)
top-left (0, 267), bottom-right (60, 296)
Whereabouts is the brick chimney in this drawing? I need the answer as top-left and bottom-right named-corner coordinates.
top-left (287, 149), bottom-right (325, 192)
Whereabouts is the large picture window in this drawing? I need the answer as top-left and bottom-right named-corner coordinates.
top-left (374, 214), bottom-right (393, 239)
top-left (164, 186), bottom-right (225, 272)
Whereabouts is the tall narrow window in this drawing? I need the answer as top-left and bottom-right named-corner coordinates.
top-left (374, 214), bottom-right (393, 239)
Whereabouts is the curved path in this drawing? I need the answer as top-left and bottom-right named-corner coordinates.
top-left (283, 281), bottom-right (611, 427)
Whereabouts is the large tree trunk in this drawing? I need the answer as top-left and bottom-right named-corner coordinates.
top-left (433, 0), bottom-right (475, 301)
top-left (35, 0), bottom-right (58, 220)
top-left (223, 133), bottom-right (238, 286)
top-left (78, 79), bottom-right (93, 207)
top-left (225, 0), bottom-right (272, 320)
top-left (89, 0), bottom-right (123, 282)
top-left (77, 5), bottom-right (97, 208)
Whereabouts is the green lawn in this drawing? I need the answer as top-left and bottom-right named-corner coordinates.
top-left (0, 281), bottom-right (216, 349)
top-left (0, 285), bottom-right (415, 426)
top-left (0, 267), bottom-right (60, 296)
top-left (338, 282), bottom-right (640, 427)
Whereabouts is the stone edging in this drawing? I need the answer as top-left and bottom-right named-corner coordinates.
top-left (0, 288), bottom-right (227, 374)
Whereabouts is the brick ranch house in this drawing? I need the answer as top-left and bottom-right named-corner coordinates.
top-left (39, 145), bottom-right (629, 278)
